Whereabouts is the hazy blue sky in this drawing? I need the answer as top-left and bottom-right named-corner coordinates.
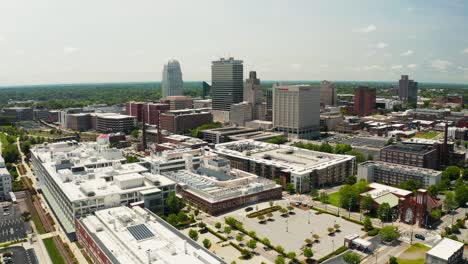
top-left (1, 0), bottom-right (468, 85)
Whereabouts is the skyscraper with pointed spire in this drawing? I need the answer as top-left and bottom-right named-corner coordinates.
top-left (162, 59), bottom-right (183, 97)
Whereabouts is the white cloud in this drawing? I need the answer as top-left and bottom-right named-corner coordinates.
top-left (407, 64), bottom-right (417, 69)
top-left (400, 50), bottom-right (414, 56)
top-left (353, 24), bottom-right (376, 33)
top-left (391, 65), bottom-right (403, 70)
top-left (383, 53), bottom-right (392, 57)
top-left (376, 42), bottom-right (388, 49)
top-left (463, 48), bottom-right (468, 54)
top-left (365, 50), bottom-right (377, 57)
top-left (457, 66), bottom-right (468, 71)
top-left (291, 63), bottom-right (302, 70)
top-left (431, 59), bottom-right (452, 71)
top-left (0, 35), bottom-right (5, 42)
top-left (354, 65), bottom-right (384, 72)
top-left (319, 64), bottom-right (329, 68)
top-left (63, 46), bottom-right (78, 54)
top-left (406, 7), bottom-right (414, 12)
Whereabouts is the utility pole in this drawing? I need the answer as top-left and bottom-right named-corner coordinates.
top-left (348, 198), bottom-right (352, 218)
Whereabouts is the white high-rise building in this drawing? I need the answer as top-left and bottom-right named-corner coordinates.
top-left (0, 156), bottom-right (12, 201)
top-left (273, 85), bottom-right (320, 139)
top-left (211, 57), bottom-right (243, 112)
top-left (162, 59), bottom-right (184, 97)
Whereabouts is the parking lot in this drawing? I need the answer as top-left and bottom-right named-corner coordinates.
top-left (0, 204), bottom-right (27, 243)
top-left (0, 246), bottom-right (38, 264)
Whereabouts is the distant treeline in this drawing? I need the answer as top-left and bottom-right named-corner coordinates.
top-left (1, 80), bottom-right (467, 109)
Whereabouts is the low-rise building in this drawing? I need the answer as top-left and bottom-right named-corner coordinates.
top-left (199, 126), bottom-right (258, 144)
top-left (193, 99), bottom-right (212, 109)
top-left (162, 155), bottom-right (282, 215)
top-left (380, 143), bottom-right (438, 170)
top-left (425, 238), bottom-right (464, 264)
top-left (95, 113), bottom-right (136, 134)
top-left (2, 107), bottom-right (33, 121)
top-left (160, 109), bottom-right (213, 134)
top-left (142, 148), bottom-right (205, 174)
top-left (76, 206), bottom-right (223, 264)
top-left (357, 161), bottom-right (441, 188)
top-left (214, 140), bottom-right (355, 193)
top-left (31, 140), bottom-right (175, 239)
top-left (0, 156), bottom-right (12, 201)
top-left (161, 96), bottom-right (193, 110)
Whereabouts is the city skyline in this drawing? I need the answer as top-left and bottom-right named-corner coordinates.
top-left (1, 0), bottom-right (468, 85)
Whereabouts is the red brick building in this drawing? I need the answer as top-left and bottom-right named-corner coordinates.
top-left (75, 219), bottom-right (113, 264)
top-left (160, 109), bottom-right (213, 134)
top-left (354, 86), bottom-right (376, 116)
top-left (125, 102), bottom-right (170, 125)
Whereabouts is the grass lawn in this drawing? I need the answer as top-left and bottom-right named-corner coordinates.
top-left (413, 131), bottom-right (439, 139)
top-left (396, 243), bottom-right (430, 264)
top-left (31, 213), bottom-right (47, 234)
top-left (327, 192), bottom-right (340, 207)
top-left (43, 237), bottom-right (65, 264)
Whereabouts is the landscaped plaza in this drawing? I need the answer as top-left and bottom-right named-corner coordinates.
top-left (223, 200), bottom-right (365, 259)
top-left (182, 199), bottom-right (366, 263)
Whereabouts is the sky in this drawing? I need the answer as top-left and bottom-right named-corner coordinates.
top-left (1, 0), bottom-right (468, 85)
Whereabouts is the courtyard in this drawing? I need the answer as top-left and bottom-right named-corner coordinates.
top-left (222, 200), bottom-right (365, 259)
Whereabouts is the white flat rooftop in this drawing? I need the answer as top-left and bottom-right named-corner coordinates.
top-left (364, 183), bottom-right (412, 198)
top-left (80, 206), bottom-right (223, 264)
top-left (426, 238), bottom-right (463, 260)
top-left (215, 140), bottom-right (355, 174)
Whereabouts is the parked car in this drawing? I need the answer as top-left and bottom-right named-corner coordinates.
top-left (244, 207), bottom-right (253, 212)
top-left (415, 234), bottom-right (425, 240)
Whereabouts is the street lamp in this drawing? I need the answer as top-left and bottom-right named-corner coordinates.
top-left (286, 218), bottom-right (289, 233)
top-left (308, 211), bottom-right (311, 224)
top-left (348, 197), bottom-right (353, 219)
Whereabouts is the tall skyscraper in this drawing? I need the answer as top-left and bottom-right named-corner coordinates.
top-left (162, 59), bottom-right (183, 97)
top-left (319, 80), bottom-right (337, 107)
top-left (265, 88), bottom-right (273, 121)
top-left (211, 57), bottom-right (244, 111)
top-left (273, 85), bottom-right (320, 139)
top-left (398, 75), bottom-right (418, 108)
top-left (244, 71), bottom-right (265, 120)
top-left (354, 86), bottom-right (376, 116)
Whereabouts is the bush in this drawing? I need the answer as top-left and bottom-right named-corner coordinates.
top-left (318, 246), bottom-right (347, 263)
top-left (206, 227), bottom-right (227, 241)
top-left (247, 206), bottom-right (282, 218)
top-left (367, 229), bottom-right (379, 236)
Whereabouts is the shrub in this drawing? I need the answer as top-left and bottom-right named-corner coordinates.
top-left (247, 206), bottom-right (281, 218)
top-left (367, 229), bottom-right (379, 236)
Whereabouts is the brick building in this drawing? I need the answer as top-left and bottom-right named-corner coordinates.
top-left (160, 109), bottom-right (212, 134)
top-left (354, 86), bottom-right (376, 116)
top-left (161, 96), bottom-right (193, 110)
top-left (380, 143), bottom-right (438, 170)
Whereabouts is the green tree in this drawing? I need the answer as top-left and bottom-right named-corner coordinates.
top-left (444, 191), bottom-right (458, 213)
top-left (285, 183), bottom-right (295, 194)
top-left (267, 212), bottom-right (273, 220)
top-left (319, 143), bottom-right (333, 153)
top-left (389, 256), bottom-right (398, 264)
top-left (334, 223), bottom-right (340, 231)
top-left (275, 255), bottom-right (286, 264)
top-left (343, 252), bottom-right (360, 264)
top-left (310, 188), bottom-right (319, 197)
top-left (345, 175), bottom-right (357, 185)
top-left (258, 215), bottom-right (265, 222)
top-left (427, 185), bottom-right (439, 197)
top-left (363, 216), bottom-right (373, 231)
top-left (443, 166), bottom-right (461, 181)
top-left (125, 154), bottom-right (139, 163)
top-left (334, 144), bottom-right (352, 154)
top-left (312, 233), bottom-right (320, 242)
top-left (319, 192), bottom-right (329, 203)
top-left (165, 192), bottom-right (184, 215)
top-left (286, 251), bottom-right (296, 259)
top-left (166, 214), bottom-right (179, 227)
top-left (377, 202), bottom-right (392, 222)
top-left (303, 247), bottom-right (313, 260)
top-left (265, 136), bottom-right (288, 145)
top-left (360, 195), bottom-right (373, 212)
top-left (398, 179), bottom-right (422, 191)
top-left (188, 229), bottom-right (198, 241)
top-left (246, 239), bottom-right (257, 251)
top-left (215, 222), bottom-right (221, 229)
top-left (430, 209), bottom-right (441, 221)
top-left (338, 185), bottom-right (359, 209)
top-left (203, 238), bottom-right (211, 249)
top-left (345, 150), bottom-right (366, 163)
top-left (223, 226), bottom-right (232, 236)
top-left (236, 233), bottom-right (244, 242)
top-left (379, 226), bottom-right (400, 242)
top-left (130, 129), bottom-right (139, 138)
top-left (240, 249), bottom-right (252, 259)
top-left (454, 184), bottom-right (468, 207)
